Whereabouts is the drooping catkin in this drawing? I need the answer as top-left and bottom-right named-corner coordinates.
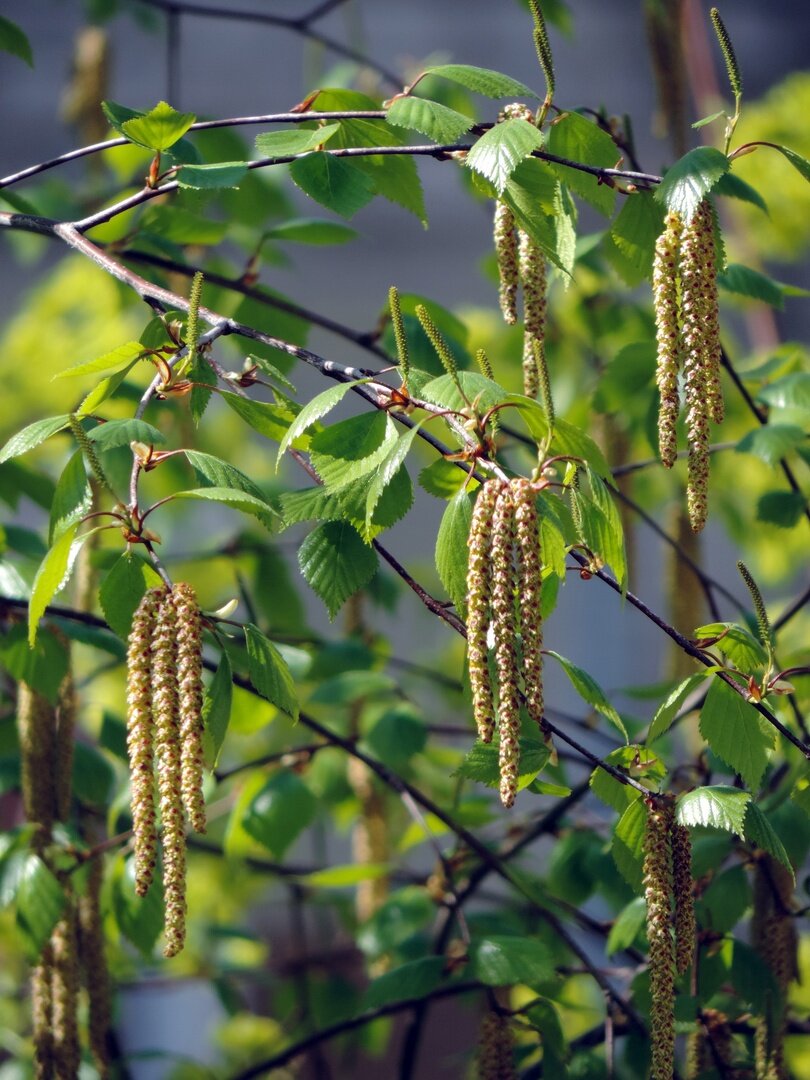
top-left (518, 230), bottom-right (547, 340)
top-left (513, 479), bottom-right (544, 731)
top-left (126, 587), bottom-right (161, 896)
top-left (671, 822), bottom-right (696, 975)
top-left (477, 1010), bottom-right (517, 1080)
top-left (152, 591), bottom-right (187, 958)
top-left (17, 682), bottom-right (57, 842)
top-left (653, 212), bottom-right (683, 469)
top-left (752, 856), bottom-right (797, 1080)
top-left (467, 481), bottom-right (502, 744)
top-left (494, 202), bottom-right (519, 325)
top-left (491, 484), bottom-right (521, 809)
top-left (78, 858), bottom-right (111, 1077)
top-left (51, 902), bottom-right (81, 1080)
top-left (54, 665), bottom-right (76, 824)
top-left (644, 798), bottom-right (676, 1080)
top-left (31, 943), bottom-right (55, 1080)
top-left (173, 582), bottom-right (206, 834)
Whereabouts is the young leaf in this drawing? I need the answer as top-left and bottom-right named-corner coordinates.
top-left (202, 652), bottom-right (233, 769)
top-left (100, 553), bottom-right (162, 639)
top-left (736, 425), bottom-right (806, 467)
top-left (611, 797), bottom-right (647, 893)
top-left (361, 957), bottom-right (447, 1010)
top-left (15, 856), bottom-right (65, 956)
top-left (277, 379), bottom-right (369, 463)
top-left (647, 674), bottom-right (705, 743)
top-left (386, 96), bottom-right (473, 143)
top-left (718, 264), bottom-right (786, 308)
top-left (85, 418), bottom-right (165, 450)
top-left (676, 785), bottom-right (751, 833)
top-left (757, 372), bottom-right (810, 412)
top-left (712, 171), bottom-right (767, 212)
top-left (471, 935), bottom-right (553, 986)
top-left (424, 64), bottom-right (538, 100)
top-left (220, 391), bottom-right (300, 446)
top-left (49, 450), bottom-right (92, 544)
top-left (171, 486), bottom-right (279, 526)
top-left (28, 523), bottom-right (80, 645)
top-left (339, 465), bottom-right (413, 543)
top-left (184, 450), bottom-right (270, 505)
top-left (0, 15), bottom-right (33, 66)
top-left (309, 412), bottom-right (398, 493)
top-left (744, 803), bottom-right (794, 878)
top-left (698, 679), bottom-right (773, 790)
top-left (466, 118), bottom-right (544, 194)
top-left (757, 490), bottom-right (807, 528)
top-left (0, 415), bottom-right (71, 464)
top-left (546, 111), bottom-right (619, 216)
top-left (121, 100), bottom-right (196, 151)
top-left (545, 650), bottom-right (628, 741)
top-left (290, 153), bottom-right (376, 218)
top-left (654, 146), bottom-right (730, 221)
top-left (607, 192), bottom-right (665, 283)
top-left (279, 486), bottom-right (343, 528)
top-left (263, 218), bottom-right (357, 246)
top-left (244, 624), bottom-right (299, 721)
top-left (53, 341), bottom-right (147, 380)
top-left (243, 771), bottom-right (317, 857)
top-left (254, 123), bottom-right (341, 158)
top-left (177, 162), bottom-right (248, 190)
top-left (435, 489), bottom-right (474, 615)
top-left (297, 521), bottom-right (378, 619)
top-left (606, 896), bottom-right (647, 957)
top-left (770, 144), bottom-right (810, 186)
top-left (455, 738), bottom-right (550, 791)
top-left (693, 622), bottom-right (768, 671)
top-left (365, 424), bottom-right (424, 527)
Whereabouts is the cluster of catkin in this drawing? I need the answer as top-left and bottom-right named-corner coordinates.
top-left (493, 106), bottom-right (550, 406)
top-left (751, 855), bottom-right (798, 1080)
top-left (643, 798), bottom-right (696, 1080)
top-left (467, 478), bottom-right (545, 809)
top-left (477, 1011), bottom-right (517, 1079)
top-left (653, 200), bottom-right (723, 532)
top-left (127, 583), bottom-right (206, 957)
top-left (18, 662), bottom-right (112, 1078)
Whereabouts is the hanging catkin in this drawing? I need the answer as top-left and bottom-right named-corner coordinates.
top-left (671, 821), bottom-right (696, 975)
top-left (477, 1010), bottom-right (517, 1080)
top-left (51, 902), bottom-right (81, 1080)
top-left (513, 478), bottom-right (544, 730)
top-left (653, 212), bottom-right (683, 469)
top-left (467, 480), bottom-right (501, 744)
top-left (78, 858), bottom-right (112, 1076)
top-left (752, 855), bottom-right (797, 1080)
top-left (494, 202), bottom-right (519, 325)
top-left (643, 798), bottom-right (676, 1080)
top-left (173, 582), bottom-right (207, 834)
top-left (491, 483), bottom-right (521, 809)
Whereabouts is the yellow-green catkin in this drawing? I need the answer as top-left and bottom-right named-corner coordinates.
top-left (54, 666), bottom-right (76, 824)
top-left (17, 682), bottom-right (57, 843)
top-left (172, 583), bottom-right (206, 835)
top-left (494, 202), bottom-right (520, 325)
top-left (513, 479), bottom-right (544, 732)
top-left (78, 858), bottom-right (111, 1077)
top-left (644, 798), bottom-right (676, 1080)
top-left (467, 481), bottom-right (502, 744)
top-left (518, 231), bottom-right (548, 400)
top-left (491, 484), bottom-right (520, 809)
top-left (687, 1009), bottom-right (735, 1080)
top-left (51, 903), bottom-right (81, 1080)
top-left (31, 943), bottom-right (55, 1080)
top-left (710, 7), bottom-right (742, 99)
top-left (653, 212), bottom-right (683, 469)
top-left (126, 587), bottom-right (161, 897)
top-left (752, 856), bottom-right (797, 1080)
top-left (671, 822), bottom-right (696, 975)
top-left (152, 592), bottom-right (187, 958)
top-left (477, 1010), bottom-right (517, 1080)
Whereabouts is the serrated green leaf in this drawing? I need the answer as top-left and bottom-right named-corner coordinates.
top-left (172, 486), bottom-right (279, 526)
top-left (647, 674), bottom-right (705, 743)
top-left (730, 939), bottom-right (780, 1015)
top-left (466, 119), bottom-right (544, 194)
top-left (758, 372), bottom-right (810, 412)
top-left (612, 798), bottom-right (647, 894)
top-left (472, 935), bottom-right (553, 987)
top-left (698, 679), bottom-right (773, 790)
top-left (421, 371), bottom-right (506, 415)
top-left (177, 162), bottom-right (247, 189)
top-left (545, 650), bottom-right (627, 740)
top-left (435, 489), bottom-right (473, 615)
top-left (456, 738), bottom-right (550, 791)
top-left (254, 124), bottom-right (340, 159)
top-left (607, 192), bottom-right (664, 283)
top-left (85, 418), bottom-right (165, 450)
top-left (0, 623), bottom-right (69, 706)
top-left (771, 143), bottom-right (810, 185)
top-left (584, 471), bottom-right (627, 590)
top-left (606, 896), bottom-right (647, 957)
top-left (712, 171), bottom-right (768, 212)
top-left (28, 523), bottom-right (80, 645)
top-left (298, 521), bottom-right (378, 619)
top-left (188, 352), bottom-right (217, 425)
top-left (676, 785), bottom-right (751, 833)
top-left (49, 450), bottom-right (92, 544)
top-left (361, 957), bottom-right (447, 1009)
top-left (279, 486), bottom-right (343, 528)
top-left (744, 803), bottom-right (794, 878)
top-left (698, 864), bottom-right (751, 934)
top-left (365, 424), bottom-right (423, 526)
top-left (386, 96), bottom-right (472, 143)
top-left (654, 146), bottom-right (730, 221)
top-left (719, 264), bottom-right (785, 308)
top-left (424, 64), bottom-right (538, 100)
top-left (121, 100), bottom-right (196, 151)
top-left (694, 622), bottom-right (768, 672)
top-left (243, 770), bottom-right (316, 856)
top-left (546, 111), bottom-right (619, 216)
top-left (80, 363), bottom-right (138, 414)
top-left (339, 462), bottom-right (413, 542)
top-left (202, 652), bottom-right (233, 769)
top-left (184, 449), bottom-right (270, 505)
top-left (736, 424), bottom-right (806, 466)
top-left (0, 415), bottom-right (71, 464)
top-left (309, 411), bottom-right (397, 492)
top-left (277, 379), bottom-right (368, 463)
top-left (418, 458), bottom-right (469, 499)
top-left (551, 417), bottom-right (611, 479)
top-left (99, 553), bottom-right (161, 639)
top-left (290, 152), bottom-right (376, 218)
top-left (53, 341), bottom-right (147, 380)
top-left (0, 15), bottom-right (33, 66)
top-left (220, 390), bottom-right (300, 446)
top-left (756, 490), bottom-right (807, 528)
top-left (244, 624), bottom-right (298, 721)
top-left (365, 707), bottom-right (426, 767)
top-left (263, 218), bottom-right (357, 246)
top-left (589, 745), bottom-right (665, 812)
top-left (15, 855), bottom-right (65, 956)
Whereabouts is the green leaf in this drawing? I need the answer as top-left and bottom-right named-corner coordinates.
top-left (361, 957), bottom-right (447, 1009)
top-left (0, 623), bottom-right (69, 706)
top-left (736, 424), bottom-right (806, 466)
top-left (244, 624), bottom-right (299, 721)
top-left (254, 124), bottom-right (341, 158)
top-left (421, 371), bottom-right (506, 415)
top-left (386, 96), bottom-right (472, 143)
top-left (699, 679), bottom-right (773, 790)
top-left (712, 171), bottom-right (767, 212)
top-left (456, 738), bottom-right (550, 791)
top-left (758, 372), bottom-right (810, 412)
top-left (85, 418), bottom-right (165, 450)
top-left (694, 622), bottom-right (768, 671)
top-left (589, 746), bottom-right (663, 813)
top-left (424, 64), bottom-right (538, 100)
top-left (730, 939), bottom-right (780, 1015)
top-left (744, 803), bottom-right (794, 878)
top-left (337, 465), bottom-right (413, 543)
top-left (365, 424), bottom-right (423, 526)
top-left (289, 152), bottom-right (376, 218)
top-left (142, 204), bottom-right (225, 245)
top-left (49, 450), bottom-right (92, 543)
top-left (654, 146), bottom-right (730, 221)
top-left (15, 856), bottom-right (65, 956)
top-left (202, 652), bottom-right (233, 769)
top-left (263, 218), bottom-right (357, 246)
top-left (0, 15), bottom-right (33, 66)
top-left (647, 674), bottom-right (705, 743)
top-left (698, 865), bottom-right (751, 934)
top-left (279, 486), bottom-right (343, 528)
top-left (28, 523), bottom-right (80, 646)
top-left (418, 458), bottom-right (469, 499)
top-left (365, 707), bottom-right (426, 768)
top-left (177, 162), bottom-right (248, 189)
top-left (435, 489), bottom-right (474, 615)
top-left (172, 486), bottom-right (279, 526)
top-left (220, 390), bottom-right (300, 445)
top-left (606, 896), bottom-right (647, 957)
top-left (582, 471), bottom-right (627, 590)
top-left (545, 650), bottom-right (627, 740)
top-left (112, 855), bottom-right (164, 957)
top-left (0, 415), bottom-right (71, 464)
top-left (302, 863), bottom-right (389, 888)
top-left (121, 100), bottom-right (196, 151)
top-left (770, 144), bottom-right (810, 185)
top-left (472, 935), bottom-right (553, 987)
top-left (80, 363), bottom-right (138, 414)
top-left (297, 521), bottom-right (378, 619)
top-left (277, 380), bottom-right (368, 463)
top-left (71, 742), bottom-right (115, 808)
top-left (546, 111), bottom-right (619, 216)
top-left (309, 412), bottom-right (398, 492)
top-left (466, 119), bottom-right (544, 194)
top-left (692, 109), bottom-right (726, 130)
top-left (184, 450), bottom-right (270, 506)
top-left (551, 417), bottom-right (611, 479)
top-left (757, 490), bottom-right (807, 528)
top-left (676, 785), bottom-right (751, 833)
top-left (243, 770), bottom-right (317, 857)
top-left (607, 192), bottom-right (664, 284)
top-left (718, 264), bottom-right (785, 308)
top-left (100, 553), bottom-right (161, 639)
top-left (611, 798), bottom-right (647, 894)
top-left (53, 341), bottom-right (146, 380)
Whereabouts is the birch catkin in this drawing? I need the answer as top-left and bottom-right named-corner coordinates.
top-left (173, 582), bottom-right (207, 834)
top-left (467, 480), bottom-right (502, 744)
top-left (671, 822), bottom-right (696, 975)
top-left (491, 483), bottom-right (521, 809)
top-left (653, 212), bottom-right (683, 469)
top-left (494, 201), bottom-right (519, 326)
top-left (644, 799), bottom-right (676, 1080)
top-left (477, 1011), bottom-right (517, 1080)
top-left (513, 478), bottom-right (544, 730)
